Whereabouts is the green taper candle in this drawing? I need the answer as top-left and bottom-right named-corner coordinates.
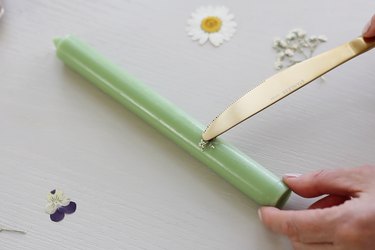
top-left (54, 35), bottom-right (290, 207)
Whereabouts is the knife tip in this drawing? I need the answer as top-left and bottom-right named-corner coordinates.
top-left (201, 134), bottom-right (213, 142)
top-left (201, 126), bottom-right (217, 141)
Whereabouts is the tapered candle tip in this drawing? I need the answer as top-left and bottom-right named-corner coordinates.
top-left (53, 37), bottom-right (63, 48)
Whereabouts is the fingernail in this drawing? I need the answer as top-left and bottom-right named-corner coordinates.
top-left (257, 209), bottom-right (263, 222)
top-left (284, 173), bottom-right (301, 178)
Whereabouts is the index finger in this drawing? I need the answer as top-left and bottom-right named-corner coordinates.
top-left (363, 14), bottom-right (375, 38)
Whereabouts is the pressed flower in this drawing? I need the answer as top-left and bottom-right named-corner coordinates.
top-left (45, 190), bottom-right (70, 214)
top-left (274, 59), bottom-right (283, 70)
top-left (187, 6), bottom-right (237, 47)
top-left (45, 189), bottom-right (77, 222)
top-left (284, 49), bottom-right (294, 57)
top-left (272, 28), bottom-right (327, 70)
top-left (318, 35), bottom-right (328, 42)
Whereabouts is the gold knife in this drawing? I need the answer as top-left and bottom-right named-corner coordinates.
top-left (202, 36), bottom-right (375, 141)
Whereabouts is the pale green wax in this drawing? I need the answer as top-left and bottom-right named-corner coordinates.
top-left (54, 35), bottom-right (290, 207)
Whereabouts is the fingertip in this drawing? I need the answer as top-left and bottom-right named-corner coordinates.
top-left (363, 14), bottom-right (375, 38)
top-left (258, 207), bottom-right (280, 225)
top-left (259, 207), bottom-right (294, 235)
top-left (282, 173), bottom-right (302, 188)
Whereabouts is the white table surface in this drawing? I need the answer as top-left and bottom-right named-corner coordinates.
top-left (1, 0), bottom-right (374, 249)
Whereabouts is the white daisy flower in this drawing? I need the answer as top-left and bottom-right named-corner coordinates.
top-left (187, 6), bottom-right (237, 47)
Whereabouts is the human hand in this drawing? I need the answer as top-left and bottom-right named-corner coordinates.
top-left (258, 165), bottom-right (375, 250)
top-left (363, 14), bottom-right (375, 38)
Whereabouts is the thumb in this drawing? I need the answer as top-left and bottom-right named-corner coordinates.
top-left (283, 167), bottom-right (364, 198)
top-left (258, 206), bottom-right (339, 243)
top-left (363, 14), bottom-right (375, 38)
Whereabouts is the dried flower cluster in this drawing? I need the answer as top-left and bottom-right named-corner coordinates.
top-left (273, 29), bottom-right (327, 70)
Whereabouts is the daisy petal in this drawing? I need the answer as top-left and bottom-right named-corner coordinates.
top-left (222, 31), bottom-right (236, 40)
top-left (217, 7), bottom-right (230, 17)
top-left (207, 6), bottom-right (214, 13)
top-left (187, 27), bottom-right (202, 37)
top-left (225, 14), bottom-right (234, 21)
top-left (198, 33), bottom-right (209, 44)
top-left (192, 30), bottom-right (205, 40)
top-left (187, 18), bottom-right (201, 26)
top-left (222, 21), bottom-right (237, 30)
top-left (209, 33), bottom-right (224, 47)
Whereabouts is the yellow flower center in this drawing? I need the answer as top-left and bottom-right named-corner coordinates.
top-left (201, 16), bottom-right (222, 33)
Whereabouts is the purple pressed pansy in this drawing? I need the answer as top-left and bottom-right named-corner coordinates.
top-left (45, 189), bottom-right (77, 222)
top-left (50, 209), bottom-right (65, 222)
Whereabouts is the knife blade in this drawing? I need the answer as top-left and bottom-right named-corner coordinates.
top-left (202, 37), bottom-right (375, 141)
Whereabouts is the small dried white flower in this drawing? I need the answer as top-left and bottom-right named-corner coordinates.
top-left (278, 51), bottom-right (286, 59)
top-left (274, 59), bottom-right (283, 70)
top-left (273, 38), bottom-right (287, 49)
top-left (284, 49), bottom-right (294, 57)
top-left (317, 35), bottom-right (328, 42)
top-left (308, 36), bottom-right (317, 42)
top-left (286, 33), bottom-right (296, 41)
top-left (292, 28), bottom-right (306, 38)
top-left (273, 39), bottom-right (280, 48)
top-left (187, 6), bottom-right (237, 47)
top-left (272, 28), bottom-right (327, 70)
top-left (298, 31), bottom-right (306, 38)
